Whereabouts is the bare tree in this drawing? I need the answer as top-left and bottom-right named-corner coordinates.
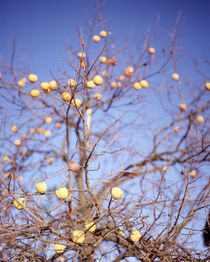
top-left (0, 3), bottom-right (209, 262)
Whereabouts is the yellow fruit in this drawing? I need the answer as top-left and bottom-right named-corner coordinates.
top-left (140, 80), bottom-right (149, 88)
top-left (100, 30), bottom-right (107, 38)
top-left (30, 128), bottom-right (35, 134)
top-left (14, 139), bottom-right (21, 146)
top-left (93, 92), bottom-right (102, 101)
top-left (205, 82), bottom-right (210, 91)
top-left (2, 155), bottom-right (8, 162)
top-left (93, 35), bottom-right (100, 42)
top-left (56, 187), bottom-right (68, 199)
top-left (197, 115), bottom-right (204, 123)
top-left (173, 126), bottom-right (179, 133)
top-left (54, 243), bottom-right (65, 254)
top-left (172, 73), bottom-right (179, 80)
top-left (18, 79), bottom-right (25, 87)
top-left (111, 187), bottom-right (123, 200)
top-left (44, 130), bottom-right (51, 137)
top-left (30, 89), bottom-right (40, 98)
top-left (62, 91), bottom-right (72, 102)
top-left (14, 197), bottom-right (26, 210)
top-left (102, 71), bottom-right (108, 77)
top-left (100, 56), bottom-right (107, 63)
top-left (189, 170), bottom-right (196, 177)
top-left (21, 150), bottom-right (27, 156)
top-left (111, 82), bottom-right (118, 88)
top-left (49, 80), bottom-right (57, 90)
top-left (119, 75), bottom-right (125, 82)
top-left (58, 256), bottom-right (64, 262)
top-left (72, 230), bottom-right (85, 244)
top-left (133, 82), bottom-right (142, 90)
top-left (93, 75), bottom-right (103, 85)
top-left (179, 103), bottom-right (187, 111)
top-left (118, 230), bottom-right (126, 237)
top-left (46, 157), bottom-right (53, 164)
top-left (17, 176), bottom-right (23, 182)
top-left (40, 82), bottom-right (50, 93)
top-left (11, 125), bottom-right (18, 132)
top-left (86, 80), bottom-right (95, 89)
top-left (162, 166), bottom-right (167, 172)
top-left (124, 66), bottom-right (134, 77)
top-left (85, 222), bottom-right (96, 233)
top-left (36, 182), bottom-right (47, 194)
top-left (28, 74), bottom-right (38, 83)
top-left (78, 52), bottom-right (86, 59)
top-left (148, 47), bottom-right (155, 55)
top-left (68, 79), bottom-right (77, 87)
top-left (45, 117), bottom-right (52, 124)
top-left (130, 230), bottom-right (141, 242)
top-left (72, 98), bottom-right (82, 108)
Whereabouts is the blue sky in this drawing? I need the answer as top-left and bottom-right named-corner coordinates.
top-left (1, 0), bottom-right (209, 80)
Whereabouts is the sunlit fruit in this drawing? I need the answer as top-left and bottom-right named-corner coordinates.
top-left (44, 130), bottom-right (51, 137)
top-left (100, 56), bottom-right (107, 63)
top-left (100, 30), bottom-right (107, 38)
top-left (133, 82), bottom-right (142, 90)
top-left (179, 103), bottom-right (187, 111)
top-left (72, 230), bottom-right (85, 244)
top-left (30, 128), bottom-right (35, 134)
top-left (46, 157), bottom-right (53, 164)
top-left (58, 256), bottom-right (64, 262)
top-left (130, 230), bottom-right (141, 242)
top-left (36, 182), bottom-right (47, 194)
top-left (189, 170), bottom-right (196, 177)
top-left (68, 79), bottom-right (77, 87)
top-left (18, 79), bottom-right (26, 87)
top-left (205, 82), bottom-right (210, 91)
top-left (54, 243), bottom-right (65, 254)
top-left (69, 162), bottom-right (79, 172)
top-left (118, 230), bottom-right (126, 238)
top-left (148, 47), bottom-right (155, 55)
top-left (124, 66), bottom-right (134, 77)
top-left (11, 125), bottom-right (18, 132)
top-left (197, 115), bottom-right (204, 123)
top-left (111, 187), bottom-right (123, 200)
top-left (72, 98), bottom-right (82, 108)
top-left (30, 89), bottom-right (40, 98)
top-left (93, 92), bottom-right (102, 101)
top-left (2, 155), bottom-right (8, 162)
top-left (14, 139), bottom-right (21, 146)
top-left (93, 75), bottom-right (103, 85)
top-left (62, 91), bottom-right (72, 102)
top-left (56, 122), bottom-right (61, 129)
top-left (85, 222), bottom-right (96, 233)
top-left (119, 75), bottom-right (125, 82)
top-left (28, 73), bottom-right (38, 83)
top-left (140, 80), bottom-right (149, 88)
top-left (56, 187), bottom-right (68, 199)
top-left (45, 117), bottom-right (52, 124)
top-left (86, 80), bottom-right (95, 89)
top-left (0, 72), bottom-right (2, 80)
top-left (93, 35), bottom-right (100, 42)
top-left (14, 197), bottom-right (26, 210)
top-left (108, 58), bottom-right (117, 66)
top-left (49, 80), bottom-right (57, 90)
top-left (172, 73), bottom-right (179, 80)
top-left (41, 82), bottom-right (50, 93)
top-left (17, 176), bottom-right (23, 182)
top-left (102, 71), bottom-right (108, 77)
top-left (162, 166), bottom-right (167, 172)
top-left (111, 82), bottom-right (118, 88)
top-left (173, 126), bottom-right (179, 133)
top-left (78, 52), bottom-right (86, 59)
top-left (21, 150), bottom-right (27, 156)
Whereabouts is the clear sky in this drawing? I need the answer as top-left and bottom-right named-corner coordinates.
top-left (0, 0), bottom-right (210, 80)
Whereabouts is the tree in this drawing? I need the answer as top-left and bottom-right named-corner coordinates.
top-left (0, 3), bottom-right (209, 262)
